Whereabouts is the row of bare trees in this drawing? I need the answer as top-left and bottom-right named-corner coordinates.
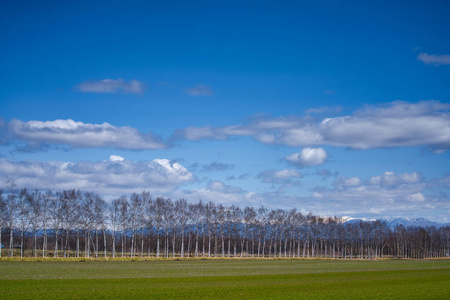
top-left (1, 186), bottom-right (449, 259)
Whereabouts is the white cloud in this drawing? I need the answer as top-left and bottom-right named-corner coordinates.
top-left (9, 119), bottom-right (166, 150)
top-left (186, 84), bottom-right (213, 96)
top-left (318, 101), bottom-right (450, 150)
top-left (0, 158), bottom-right (193, 198)
top-left (286, 147), bottom-right (327, 167)
top-left (172, 170), bottom-right (449, 222)
top-left (370, 171), bottom-right (421, 186)
top-left (406, 193), bottom-right (426, 202)
top-left (417, 53), bottom-right (450, 66)
top-left (176, 100), bottom-right (450, 151)
top-left (109, 155), bottom-right (125, 162)
top-left (76, 79), bottom-right (145, 94)
top-left (305, 171), bottom-right (446, 220)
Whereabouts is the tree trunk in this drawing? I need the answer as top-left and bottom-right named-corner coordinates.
top-left (34, 229), bottom-right (37, 257)
top-left (130, 231), bottom-right (134, 258)
top-left (55, 231), bottom-right (59, 258)
top-left (9, 218), bottom-right (13, 257)
top-left (112, 230), bottom-right (116, 258)
top-left (20, 226), bottom-right (24, 258)
top-left (156, 227), bottom-right (160, 258)
top-left (121, 230), bottom-right (124, 258)
top-left (65, 228), bottom-right (69, 258)
top-left (141, 229), bottom-right (144, 258)
top-left (228, 235), bottom-right (231, 258)
top-left (103, 229), bottom-right (107, 258)
top-left (195, 228), bottom-right (199, 257)
top-left (95, 230), bottom-right (99, 258)
top-left (187, 233), bottom-right (191, 258)
top-left (76, 230), bottom-right (79, 258)
top-left (181, 227), bottom-right (185, 258)
top-left (221, 234), bottom-right (225, 258)
top-left (43, 228), bottom-right (47, 258)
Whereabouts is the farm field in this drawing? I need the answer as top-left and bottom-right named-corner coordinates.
top-left (0, 259), bottom-right (449, 299)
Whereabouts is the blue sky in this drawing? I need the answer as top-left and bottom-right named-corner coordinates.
top-left (1, 0), bottom-right (449, 222)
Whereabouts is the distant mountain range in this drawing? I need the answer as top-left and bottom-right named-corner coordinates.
top-left (342, 217), bottom-right (450, 229)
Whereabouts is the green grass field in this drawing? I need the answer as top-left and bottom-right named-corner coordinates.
top-left (0, 259), bottom-right (449, 299)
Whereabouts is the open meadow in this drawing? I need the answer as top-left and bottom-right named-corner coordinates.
top-left (0, 258), bottom-right (449, 299)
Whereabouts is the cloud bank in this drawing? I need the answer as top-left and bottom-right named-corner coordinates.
top-left (8, 119), bottom-right (166, 150)
top-left (176, 100), bottom-right (450, 152)
top-left (3, 100), bottom-right (449, 153)
top-left (305, 171), bottom-right (450, 221)
top-left (0, 158), bottom-right (193, 197)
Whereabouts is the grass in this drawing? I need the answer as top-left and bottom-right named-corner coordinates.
top-left (0, 259), bottom-right (449, 299)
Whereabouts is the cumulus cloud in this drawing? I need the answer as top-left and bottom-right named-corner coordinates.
top-left (76, 79), bottom-right (145, 94)
top-left (175, 100), bottom-right (450, 152)
top-left (0, 158), bottom-right (193, 198)
top-left (8, 119), bottom-right (166, 150)
top-left (186, 84), bottom-right (213, 96)
top-left (417, 53), bottom-right (450, 66)
top-left (109, 155), bottom-right (125, 162)
top-left (285, 148), bottom-right (327, 167)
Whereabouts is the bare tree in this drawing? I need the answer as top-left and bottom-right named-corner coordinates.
top-left (49, 192), bottom-right (64, 257)
top-left (216, 204), bottom-right (226, 258)
top-left (154, 197), bottom-right (165, 258)
top-left (58, 190), bottom-right (80, 257)
top-left (230, 205), bottom-right (242, 257)
top-left (109, 198), bottom-right (121, 258)
top-left (242, 206), bottom-right (256, 257)
top-left (128, 193), bottom-right (141, 258)
top-left (41, 190), bottom-right (53, 257)
top-left (92, 195), bottom-right (107, 258)
top-left (162, 198), bottom-right (173, 258)
top-left (117, 196), bottom-right (129, 258)
top-left (17, 188), bottom-right (31, 258)
top-left (26, 190), bottom-right (42, 257)
top-left (4, 177), bottom-right (18, 257)
top-left (0, 183), bottom-right (447, 260)
top-left (0, 189), bottom-right (4, 258)
top-left (189, 200), bottom-right (203, 258)
top-left (175, 199), bottom-right (188, 257)
top-left (139, 191), bottom-right (152, 257)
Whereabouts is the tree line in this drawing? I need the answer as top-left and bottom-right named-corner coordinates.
top-left (1, 185), bottom-right (449, 259)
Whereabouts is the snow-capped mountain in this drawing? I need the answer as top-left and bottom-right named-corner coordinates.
top-left (379, 217), bottom-right (449, 229)
top-left (342, 217), bottom-right (449, 229)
